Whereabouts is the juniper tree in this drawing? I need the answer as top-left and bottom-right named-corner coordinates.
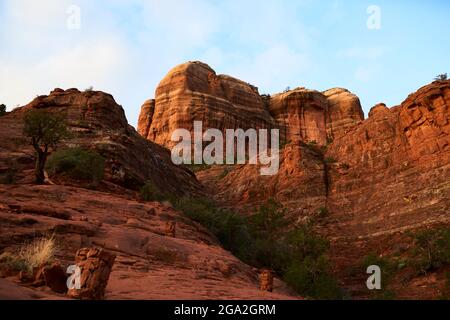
top-left (23, 109), bottom-right (69, 184)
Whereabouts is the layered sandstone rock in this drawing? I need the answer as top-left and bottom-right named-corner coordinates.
top-left (189, 77), bottom-right (450, 299)
top-left (259, 270), bottom-right (274, 292)
top-left (325, 81), bottom-right (449, 272)
top-left (139, 61), bottom-right (277, 149)
top-left (197, 142), bottom-right (327, 219)
top-left (269, 88), bottom-right (328, 144)
top-left (138, 62), bottom-right (364, 149)
top-left (137, 99), bottom-right (155, 139)
top-left (324, 88), bottom-right (364, 140)
top-left (326, 80), bottom-right (450, 241)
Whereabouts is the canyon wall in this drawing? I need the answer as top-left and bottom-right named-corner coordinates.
top-left (138, 63), bottom-right (450, 298)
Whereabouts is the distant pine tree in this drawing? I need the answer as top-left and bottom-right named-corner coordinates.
top-left (0, 104), bottom-right (6, 116)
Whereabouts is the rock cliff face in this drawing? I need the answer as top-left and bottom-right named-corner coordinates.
top-left (138, 61), bottom-right (364, 148)
top-left (326, 80), bottom-right (450, 242)
top-left (197, 142), bottom-right (327, 219)
top-left (1, 61), bottom-right (449, 300)
top-left (0, 88), bottom-right (297, 300)
top-left (269, 88), bottom-right (328, 144)
top-left (138, 61), bottom-right (277, 149)
top-left (324, 88), bottom-right (364, 140)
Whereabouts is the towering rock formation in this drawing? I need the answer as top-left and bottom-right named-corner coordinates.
top-left (135, 61), bottom-right (367, 218)
top-left (138, 61), bottom-right (277, 148)
top-left (138, 61), bottom-right (365, 148)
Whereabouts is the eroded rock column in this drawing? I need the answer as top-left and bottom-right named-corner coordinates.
top-left (67, 247), bottom-right (116, 300)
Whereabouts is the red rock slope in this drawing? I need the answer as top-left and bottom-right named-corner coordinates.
top-left (0, 184), bottom-right (297, 300)
top-left (0, 88), bottom-right (298, 300)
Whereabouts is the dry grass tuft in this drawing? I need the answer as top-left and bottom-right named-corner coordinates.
top-left (17, 236), bottom-right (56, 272)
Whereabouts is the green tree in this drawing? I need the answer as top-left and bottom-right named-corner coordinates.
top-left (23, 109), bottom-right (69, 184)
top-left (434, 73), bottom-right (448, 81)
top-left (248, 198), bottom-right (289, 241)
top-left (0, 104), bottom-right (6, 116)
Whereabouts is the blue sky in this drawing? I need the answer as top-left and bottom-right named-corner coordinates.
top-left (1, 0), bottom-right (449, 126)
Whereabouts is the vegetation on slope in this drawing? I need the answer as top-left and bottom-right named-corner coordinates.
top-left (140, 181), bottom-right (342, 299)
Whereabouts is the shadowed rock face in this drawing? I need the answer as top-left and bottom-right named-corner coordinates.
top-left (0, 88), bottom-right (201, 195)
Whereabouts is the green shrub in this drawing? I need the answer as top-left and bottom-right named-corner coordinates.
top-left (46, 148), bottom-right (105, 185)
top-left (282, 225), bottom-right (342, 299)
top-left (287, 225), bottom-right (330, 261)
top-left (324, 156), bottom-right (337, 164)
top-left (0, 168), bottom-right (17, 185)
top-left (0, 236), bottom-right (56, 273)
top-left (361, 253), bottom-right (396, 283)
top-left (0, 104), bottom-right (6, 116)
top-left (0, 252), bottom-right (28, 273)
top-left (248, 198), bottom-right (289, 241)
top-left (439, 272), bottom-right (450, 300)
top-left (284, 256), bottom-right (341, 299)
top-left (23, 109), bottom-right (69, 184)
top-left (317, 207), bottom-right (329, 219)
top-left (218, 167), bottom-right (232, 179)
top-left (434, 73), bottom-right (447, 81)
top-left (139, 193), bottom-right (341, 299)
top-left (140, 181), bottom-right (171, 202)
top-left (409, 228), bottom-right (450, 274)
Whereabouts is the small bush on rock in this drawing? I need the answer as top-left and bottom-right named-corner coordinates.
top-left (46, 148), bottom-right (105, 186)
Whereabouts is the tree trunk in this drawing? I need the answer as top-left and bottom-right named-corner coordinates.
top-left (35, 150), bottom-right (47, 184)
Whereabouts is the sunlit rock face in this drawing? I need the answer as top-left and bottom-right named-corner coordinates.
top-left (138, 61), bottom-right (365, 149)
top-left (138, 61), bottom-right (277, 149)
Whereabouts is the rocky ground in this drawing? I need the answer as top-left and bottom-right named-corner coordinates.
top-left (0, 184), bottom-right (297, 300)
